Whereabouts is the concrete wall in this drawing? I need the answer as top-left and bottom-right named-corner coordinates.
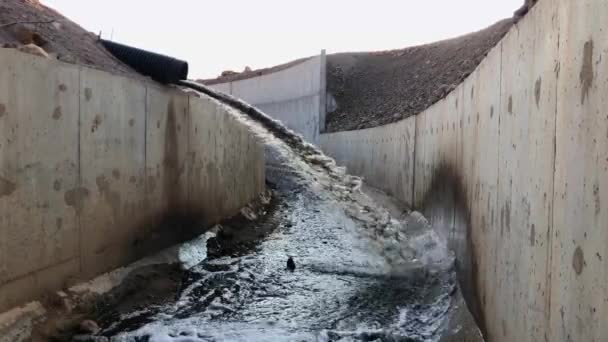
top-left (320, 0), bottom-right (608, 340)
top-left (209, 52), bottom-right (326, 144)
top-left (0, 48), bottom-right (265, 312)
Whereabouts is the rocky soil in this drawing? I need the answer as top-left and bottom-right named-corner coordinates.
top-left (325, 18), bottom-right (514, 132)
top-left (0, 0), bottom-right (143, 79)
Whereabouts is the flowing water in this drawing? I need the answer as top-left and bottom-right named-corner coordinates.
top-left (89, 83), bottom-right (482, 342)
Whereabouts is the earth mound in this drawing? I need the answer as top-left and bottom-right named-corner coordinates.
top-left (325, 18), bottom-right (513, 132)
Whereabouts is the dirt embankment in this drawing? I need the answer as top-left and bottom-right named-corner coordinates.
top-left (202, 57), bottom-right (312, 85)
top-left (325, 19), bottom-right (514, 132)
top-left (0, 0), bottom-right (143, 80)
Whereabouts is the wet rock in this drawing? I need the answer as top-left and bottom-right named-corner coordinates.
top-left (45, 291), bottom-right (74, 314)
top-left (79, 320), bottom-right (100, 335)
top-left (240, 206), bottom-right (258, 221)
top-left (72, 335), bottom-right (109, 342)
top-left (287, 257), bottom-right (296, 271)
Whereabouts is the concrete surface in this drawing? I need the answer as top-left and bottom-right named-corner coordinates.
top-left (0, 48), bottom-right (265, 312)
top-left (320, 0), bottom-right (608, 340)
top-left (209, 52), bottom-right (326, 144)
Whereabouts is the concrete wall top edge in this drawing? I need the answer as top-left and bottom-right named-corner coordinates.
top-left (0, 48), bottom-right (191, 99)
top-left (211, 54), bottom-right (323, 104)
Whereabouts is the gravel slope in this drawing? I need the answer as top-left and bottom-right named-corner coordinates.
top-left (0, 0), bottom-right (143, 79)
top-left (325, 18), bottom-right (514, 132)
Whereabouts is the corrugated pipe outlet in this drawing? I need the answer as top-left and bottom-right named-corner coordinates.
top-left (100, 39), bottom-right (188, 84)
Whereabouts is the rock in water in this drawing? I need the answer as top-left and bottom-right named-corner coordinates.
top-left (287, 257), bottom-right (296, 271)
top-left (79, 320), bottom-right (101, 335)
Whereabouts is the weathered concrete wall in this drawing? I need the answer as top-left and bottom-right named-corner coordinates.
top-left (0, 48), bottom-right (265, 312)
top-left (320, 0), bottom-right (608, 340)
top-left (209, 52), bottom-right (326, 144)
top-left (321, 117), bottom-right (416, 206)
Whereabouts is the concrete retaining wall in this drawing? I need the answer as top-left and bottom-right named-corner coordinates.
top-left (0, 48), bottom-right (265, 312)
top-left (209, 52), bottom-right (326, 144)
top-left (321, 0), bottom-right (608, 340)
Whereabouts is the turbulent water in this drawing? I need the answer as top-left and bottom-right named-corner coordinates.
top-left (92, 85), bottom-right (479, 342)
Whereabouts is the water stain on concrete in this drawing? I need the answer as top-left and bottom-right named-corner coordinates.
top-left (580, 40), bottom-right (594, 105)
top-left (534, 77), bottom-right (542, 108)
top-left (505, 202), bottom-right (511, 233)
top-left (490, 106), bottom-right (494, 118)
top-left (530, 223), bottom-right (536, 247)
top-left (129, 118), bottom-right (135, 127)
top-left (147, 175), bottom-right (157, 193)
top-left (593, 182), bottom-right (600, 217)
top-left (573, 246), bottom-right (585, 275)
top-left (97, 175), bottom-right (123, 224)
top-left (0, 103), bottom-right (6, 118)
top-left (508, 96), bottom-right (513, 114)
top-left (0, 177), bottom-right (17, 197)
top-left (129, 176), bottom-right (137, 184)
top-left (52, 106), bottom-right (62, 120)
top-left (53, 180), bottom-right (62, 192)
top-left (112, 169), bottom-right (121, 180)
top-left (64, 187), bottom-right (90, 214)
top-left (164, 100), bottom-right (180, 209)
top-left (91, 114), bottom-right (102, 133)
top-left (56, 217), bottom-right (63, 231)
top-left (96, 175), bottom-right (110, 194)
top-left (471, 86), bottom-right (475, 99)
top-left (84, 88), bottom-right (93, 102)
top-left (58, 84), bottom-right (68, 92)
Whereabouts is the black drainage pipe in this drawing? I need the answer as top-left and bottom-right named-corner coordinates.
top-left (100, 39), bottom-right (188, 84)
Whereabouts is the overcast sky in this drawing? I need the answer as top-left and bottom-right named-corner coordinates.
top-left (43, 0), bottom-right (521, 80)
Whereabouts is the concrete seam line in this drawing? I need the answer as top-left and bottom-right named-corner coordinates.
top-left (546, 12), bottom-right (562, 337)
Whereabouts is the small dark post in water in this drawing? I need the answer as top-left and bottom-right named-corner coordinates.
top-left (287, 257), bottom-right (296, 271)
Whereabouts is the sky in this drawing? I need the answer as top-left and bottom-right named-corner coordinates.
top-left (43, 0), bottom-right (522, 80)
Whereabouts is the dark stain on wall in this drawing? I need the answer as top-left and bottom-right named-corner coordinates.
top-left (535, 77), bottom-right (542, 108)
top-left (84, 88), bottom-right (93, 102)
top-left (164, 100), bottom-right (181, 213)
top-left (593, 182), bottom-right (600, 217)
top-left (91, 114), bottom-right (102, 133)
top-left (580, 40), bottom-right (594, 105)
top-left (505, 202), bottom-right (511, 233)
top-left (508, 96), bottom-right (513, 114)
top-left (0, 177), bottom-right (17, 197)
top-left (53, 179), bottom-right (62, 191)
top-left (530, 223), bottom-right (536, 247)
top-left (52, 106), bottom-right (62, 120)
top-left (0, 103), bottom-right (6, 118)
top-left (573, 246), bottom-right (585, 275)
top-left (416, 164), bottom-right (488, 339)
top-left (96, 174), bottom-right (122, 225)
top-left (64, 187), bottom-right (90, 214)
